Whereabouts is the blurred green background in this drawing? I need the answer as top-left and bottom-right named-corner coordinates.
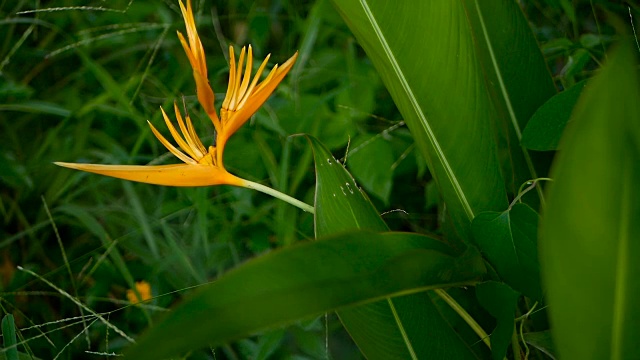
top-left (0, 0), bottom-right (632, 358)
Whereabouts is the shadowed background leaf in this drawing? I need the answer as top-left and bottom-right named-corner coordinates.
top-left (540, 41), bottom-right (640, 359)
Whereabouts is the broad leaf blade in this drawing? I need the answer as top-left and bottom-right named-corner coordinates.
top-left (540, 42), bottom-right (640, 359)
top-left (330, 1), bottom-right (508, 243)
top-left (124, 231), bottom-right (483, 359)
top-left (331, 1), bottom-right (555, 241)
top-left (521, 80), bottom-right (588, 151)
top-left (309, 135), bottom-right (484, 359)
top-left (476, 282), bottom-right (519, 360)
top-left (463, 0), bottom-right (557, 193)
top-left (471, 203), bottom-right (542, 300)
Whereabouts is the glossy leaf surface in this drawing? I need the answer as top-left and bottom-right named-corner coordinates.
top-left (540, 42), bottom-right (640, 359)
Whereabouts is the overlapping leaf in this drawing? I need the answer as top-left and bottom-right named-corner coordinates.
top-left (540, 42), bottom-right (640, 359)
top-left (330, 0), bottom-right (555, 243)
top-left (471, 203), bottom-right (542, 300)
top-left (310, 135), bottom-right (485, 359)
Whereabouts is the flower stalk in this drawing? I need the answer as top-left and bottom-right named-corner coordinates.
top-left (55, 0), bottom-right (310, 213)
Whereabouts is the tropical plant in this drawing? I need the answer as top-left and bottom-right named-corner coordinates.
top-left (1, 0), bottom-right (638, 359)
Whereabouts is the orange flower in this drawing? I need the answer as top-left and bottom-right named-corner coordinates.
top-left (56, 0), bottom-right (297, 188)
top-left (126, 281), bottom-right (152, 305)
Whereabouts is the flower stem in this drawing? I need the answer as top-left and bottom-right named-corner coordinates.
top-left (243, 180), bottom-right (315, 214)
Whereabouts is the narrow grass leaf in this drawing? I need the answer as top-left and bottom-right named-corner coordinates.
top-left (2, 314), bottom-right (19, 360)
top-left (540, 42), bottom-right (640, 359)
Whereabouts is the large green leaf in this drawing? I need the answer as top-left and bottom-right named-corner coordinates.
top-left (471, 203), bottom-right (542, 300)
top-left (463, 0), bottom-right (557, 193)
top-left (123, 230), bottom-right (482, 359)
top-left (330, 0), bottom-right (555, 241)
top-left (476, 282), bottom-right (519, 360)
top-left (310, 135), bottom-right (484, 359)
top-left (521, 80), bottom-right (588, 151)
top-left (540, 42), bottom-right (640, 359)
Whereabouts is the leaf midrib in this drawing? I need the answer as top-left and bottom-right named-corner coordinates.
top-left (358, 0), bottom-right (474, 221)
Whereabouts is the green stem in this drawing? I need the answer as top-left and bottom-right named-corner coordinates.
top-left (511, 326), bottom-right (522, 360)
top-left (433, 289), bottom-right (491, 349)
top-left (244, 180), bottom-right (315, 214)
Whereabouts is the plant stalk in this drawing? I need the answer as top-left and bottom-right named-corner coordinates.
top-left (244, 180), bottom-right (315, 214)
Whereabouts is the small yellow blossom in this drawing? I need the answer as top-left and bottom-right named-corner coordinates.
top-left (56, 0), bottom-right (297, 187)
top-left (126, 281), bottom-right (152, 305)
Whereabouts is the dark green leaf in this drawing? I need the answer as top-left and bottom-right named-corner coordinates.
top-left (521, 80), bottom-right (588, 151)
top-left (309, 135), bottom-right (484, 359)
top-left (523, 331), bottom-right (556, 359)
top-left (2, 314), bottom-right (18, 360)
top-left (471, 203), bottom-right (542, 300)
top-left (540, 42), bottom-right (640, 359)
top-left (330, 0), bottom-right (512, 243)
top-left (463, 0), bottom-right (557, 196)
top-left (476, 282), bottom-right (519, 360)
top-left (346, 134), bottom-right (394, 205)
top-left (123, 231), bottom-right (483, 359)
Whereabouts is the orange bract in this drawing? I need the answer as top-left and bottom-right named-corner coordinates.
top-left (56, 0), bottom-right (297, 188)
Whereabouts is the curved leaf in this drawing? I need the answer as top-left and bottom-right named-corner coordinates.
top-left (123, 231), bottom-right (482, 359)
top-left (310, 135), bottom-right (485, 359)
top-left (471, 203), bottom-right (542, 300)
top-left (330, 0), bottom-right (555, 241)
top-left (464, 0), bottom-right (557, 193)
top-left (521, 80), bottom-right (588, 151)
top-left (540, 42), bottom-right (640, 359)
top-left (476, 281), bottom-right (519, 360)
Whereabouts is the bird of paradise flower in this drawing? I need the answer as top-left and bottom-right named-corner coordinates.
top-left (56, 0), bottom-right (313, 213)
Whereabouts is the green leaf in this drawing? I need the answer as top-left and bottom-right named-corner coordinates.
top-left (0, 101), bottom-right (71, 117)
top-left (540, 42), bottom-right (640, 359)
top-left (471, 203), bottom-right (542, 300)
top-left (2, 314), bottom-right (18, 360)
top-left (309, 135), bottom-right (484, 359)
top-left (345, 134), bottom-right (394, 205)
top-left (463, 0), bottom-right (557, 195)
top-left (331, 0), bottom-right (555, 241)
top-left (523, 331), bottom-right (556, 359)
top-left (476, 282), bottom-right (519, 360)
top-left (521, 80), bottom-right (588, 151)
top-left (123, 230), bottom-right (483, 359)
top-left (310, 135), bottom-right (387, 234)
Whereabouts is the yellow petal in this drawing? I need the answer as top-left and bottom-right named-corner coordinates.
top-left (127, 281), bottom-right (152, 304)
top-left (193, 69), bottom-right (219, 129)
top-left (161, 106), bottom-right (200, 160)
top-left (235, 53), bottom-right (271, 112)
top-left (55, 162), bottom-right (246, 187)
top-left (147, 120), bottom-right (197, 165)
top-left (222, 45), bottom-right (236, 110)
top-left (172, 103), bottom-right (207, 158)
top-left (226, 51), bottom-right (298, 138)
top-left (177, 0), bottom-right (220, 130)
